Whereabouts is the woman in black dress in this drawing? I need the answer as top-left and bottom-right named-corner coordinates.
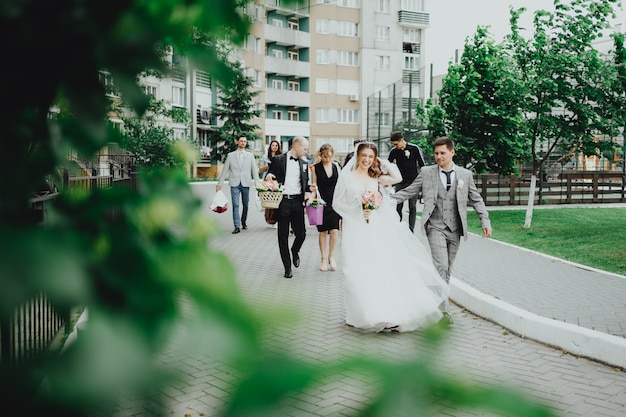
top-left (311, 144), bottom-right (341, 272)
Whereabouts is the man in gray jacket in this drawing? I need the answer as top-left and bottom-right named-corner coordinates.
top-left (392, 136), bottom-right (492, 285)
top-left (217, 136), bottom-right (260, 234)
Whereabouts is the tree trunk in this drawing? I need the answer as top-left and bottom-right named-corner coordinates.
top-left (524, 175), bottom-right (537, 229)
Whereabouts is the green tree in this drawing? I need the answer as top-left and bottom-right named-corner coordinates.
top-left (425, 102), bottom-right (448, 140)
top-left (117, 98), bottom-right (192, 169)
top-left (439, 26), bottom-right (527, 175)
top-left (211, 57), bottom-right (262, 162)
top-left (506, 0), bottom-right (623, 226)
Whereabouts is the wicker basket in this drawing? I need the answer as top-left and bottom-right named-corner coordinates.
top-left (258, 191), bottom-right (283, 209)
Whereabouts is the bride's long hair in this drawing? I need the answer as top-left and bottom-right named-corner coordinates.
top-left (355, 142), bottom-right (382, 178)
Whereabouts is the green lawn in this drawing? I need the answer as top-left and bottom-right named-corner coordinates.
top-left (463, 208), bottom-right (626, 276)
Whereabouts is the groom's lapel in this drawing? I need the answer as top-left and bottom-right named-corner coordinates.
top-left (430, 167), bottom-right (441, 197)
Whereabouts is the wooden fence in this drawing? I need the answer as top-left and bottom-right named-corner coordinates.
top-left (476, 171), bottom-right (625, 206)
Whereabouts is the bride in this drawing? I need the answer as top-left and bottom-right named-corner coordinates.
top-left (333, 142), bottom-right (449, 332)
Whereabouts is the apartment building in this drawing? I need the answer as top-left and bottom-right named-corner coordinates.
top-left (108, 0), bottom-right (430, 169)
top-left (240, 0), bottom-right (429, 160)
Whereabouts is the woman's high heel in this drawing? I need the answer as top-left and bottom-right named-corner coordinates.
top-left (320, 258), bottom-right (328, 272)
top-left (328, 257), bottom-right (337, 271)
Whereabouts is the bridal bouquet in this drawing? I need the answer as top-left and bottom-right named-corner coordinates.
top-left (361, 189), bottom-right (382, 223)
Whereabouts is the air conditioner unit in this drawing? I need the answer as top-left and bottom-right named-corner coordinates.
top-left (349, 94), bottom-right (359, 102)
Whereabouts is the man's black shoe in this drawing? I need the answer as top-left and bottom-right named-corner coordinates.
top-left (242, 222), bottom-right (247, 230)
top-left (292, 251), bottom-right (300, 268)
top-left (232, 228), bottom-right (241, 234)
top-left (284, 269), bottom-right (292, 278)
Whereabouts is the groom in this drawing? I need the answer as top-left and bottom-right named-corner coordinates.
top-left (265, 136), bottom-right (316, 278)
top-left (392, 136), bottom-right (492, 288)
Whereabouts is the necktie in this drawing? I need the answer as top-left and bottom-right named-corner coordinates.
top-left (290, 156), bottom-right (299, 161)
top-left (443, 170), bottom-right (453, 191)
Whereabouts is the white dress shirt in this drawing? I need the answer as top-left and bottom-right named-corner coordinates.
top-left (439, 164), bottom-right (457, 189)
top-left (283, 154), bottom-right (302, 195)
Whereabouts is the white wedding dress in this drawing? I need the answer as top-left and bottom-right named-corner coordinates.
top-left (333, 166), bottom-right (449, 333)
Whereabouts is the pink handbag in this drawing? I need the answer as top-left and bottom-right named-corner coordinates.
top-left (306, 204), bottom-right (324, 226)
top-left (305, 190), bottom-right (325, 226)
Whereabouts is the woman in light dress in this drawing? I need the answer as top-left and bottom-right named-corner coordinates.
top-left (332, 142), bottom-right (449, 332)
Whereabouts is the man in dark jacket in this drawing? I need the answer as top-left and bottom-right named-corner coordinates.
top-left (265, 136), bottom-right (316, 279)
top-left (388, 131), bottom-right (426, 232)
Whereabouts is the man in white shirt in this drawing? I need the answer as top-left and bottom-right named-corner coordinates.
top-left (265, 137), bottom-right (316, 278)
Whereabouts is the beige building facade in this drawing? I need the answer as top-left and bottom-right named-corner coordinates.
top-left (240, 0), bottom-right (430, 161)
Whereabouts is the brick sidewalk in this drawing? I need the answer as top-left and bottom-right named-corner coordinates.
top-left (136, 182), bottom-right (626, 417)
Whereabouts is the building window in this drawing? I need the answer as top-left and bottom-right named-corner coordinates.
top-left (288, 111), bottom-right (299, 121)
top-left (316, 49), bottom-right (330, 64)
top-left (272, 18), bottom-right (283, 27)
top-left (253, 70), bottom-right (262, 87)
top-left (404, 55), bottom-right (419, 70)
top-left (375, 0), bottom-right (390, 12)
top-left (288, 80), bottom-right (300, 91)
top-left (173, 129), bottom-right (186, 140)
top-left (288, 19), bottom-right (299, 30)
top-left (271, 79), bottom-right (284, 90)
top-left (339, 109), bottom-right (358, 124)
top-left (99, 72), bottom-right (119, 96)
top-left (375, 112), bottom-right (391, 126)
top-left (338, 51), bottom-right (359, 66)
top-left (172, 86), bottom-right (185, 106)
top-left (338, 0), bottom-right (359, 8)
top-left (403, 28), bottom-right (420, 43)
top-left (316, 19), bottom-right (330, 34)
top-left (338, 21), bottom-right (358, 37)
top-left (402, 0), bottom-right (424, 12)
top-left (375, 55), bottom-right (390, 70)
top-left (288, 49), bottom-right (299, 61)
top-left (316, 78), bottom-right (330, 93)
top-left (316, 108), bottom-right (330, 123)
top-left (271, 49), bottom-right (284, 59)
top-left (376, 26), bottom-right (390, 41)
top-left (272, 110), bottom-right (283, 120)
top-left (143, 84), bottom-right (157, 98)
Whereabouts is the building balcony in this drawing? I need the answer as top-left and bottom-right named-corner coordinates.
top-left (265, 25), bottom-right (310, 48)
top-left (264, 118), bottom-right (310, 138)
top-left (264, 56), bottom-right (310, 78)
top-left (402, 42), bottom-right (421, 55)
top-left (265, 88), bottom-right (310, 107)
top-left (265, 0), bottom-right (310, 18)
top-left (397, 10), bottom-right (429, 28)
top-left (402, 70), bottom-right (421, 84)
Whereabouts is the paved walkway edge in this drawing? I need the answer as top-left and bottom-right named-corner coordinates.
top-left (451, 278), bottom-right (626, 369)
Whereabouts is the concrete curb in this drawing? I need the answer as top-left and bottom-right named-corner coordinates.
top-left (450, 278), bottom-right (626, 369)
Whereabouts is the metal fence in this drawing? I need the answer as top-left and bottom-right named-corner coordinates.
top-left (0, 293), bottom-right (65, 366)
top-left (1, 150), bottom-right (137, 366)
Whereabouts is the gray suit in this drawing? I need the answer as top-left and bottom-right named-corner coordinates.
top-left (393, 164), bottom-right (491, 283)
top-left (218, 150), bottom-right (260, 229)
